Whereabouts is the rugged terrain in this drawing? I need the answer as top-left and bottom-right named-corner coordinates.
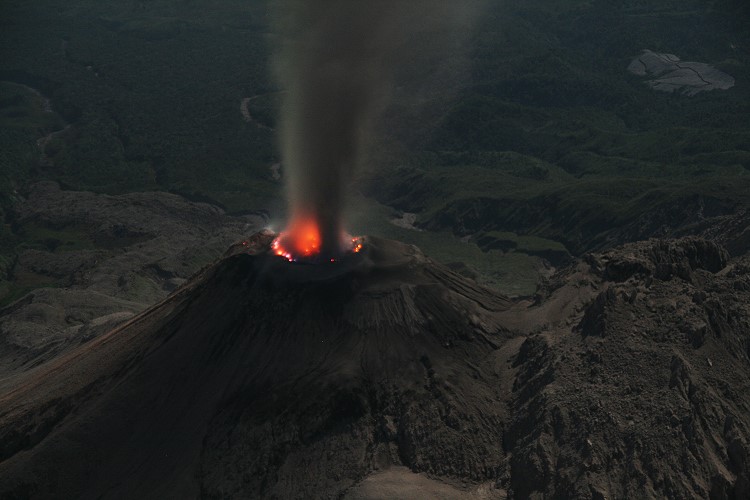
top-left (0, 2), bottom-right (748, 496)
top-left (503, 238), bottom-right (750, 498)
top-left (0, 181), bottom-right (262, 388)
top-left (0, 231), bottom-right (748, 499)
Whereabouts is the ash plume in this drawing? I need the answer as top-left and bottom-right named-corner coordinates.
top-left (274, 0), bottom-right (483, 256)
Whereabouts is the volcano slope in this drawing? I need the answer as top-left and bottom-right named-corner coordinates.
top-left (0, 234), bottom-right (514, 499)
top-left (1, 234), bottom-right (750, 499)
top-left (502, 237), bottom-right (750, 499)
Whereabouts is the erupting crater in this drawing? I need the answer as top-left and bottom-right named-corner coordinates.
top-left (0, 232), bottom-right (513, 498)
top-left (271, 216), bottom-right (364, 263)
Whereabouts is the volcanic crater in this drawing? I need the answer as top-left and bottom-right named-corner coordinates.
top-left (0, 233), bottom-right (515, 499)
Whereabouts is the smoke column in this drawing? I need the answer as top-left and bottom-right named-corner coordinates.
top-left (274, 0), bottom-right (482, 257)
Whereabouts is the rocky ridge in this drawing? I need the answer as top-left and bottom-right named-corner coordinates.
top-left (627, 50), bottom-right (735, 96)
top-left (505, 238), bottom-right (750, 498)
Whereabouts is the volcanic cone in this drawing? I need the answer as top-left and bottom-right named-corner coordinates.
top-left (0, 234), bottom-right (513, 499)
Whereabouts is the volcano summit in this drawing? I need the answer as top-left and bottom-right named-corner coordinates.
top-left (0, 233), bottom-right (514, 498)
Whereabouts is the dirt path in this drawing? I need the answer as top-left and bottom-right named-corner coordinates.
top-left (36, 124), bottom-right (71, 165)
top-left (1, 81), bottom-right (70, 164)
top-left (389, 212), bottom-right (422, 231)
top-left (239, 95), bottom-right (274, 131)
top-left (2, 81), bottom-right (54, 113)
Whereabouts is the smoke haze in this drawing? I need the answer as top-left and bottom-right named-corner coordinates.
top-left (274, 0), bottom-right (483, 255)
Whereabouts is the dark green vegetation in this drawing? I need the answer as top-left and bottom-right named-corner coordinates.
top-left (0, 0), bottom-right (276, 208)
top-left (368, 0), bottom-right (750, 255)
top-left (1, 0), bottom-right (749, 297)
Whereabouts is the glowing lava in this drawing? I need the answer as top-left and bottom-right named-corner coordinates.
top-left (272, 216), bottom-right (363, 263)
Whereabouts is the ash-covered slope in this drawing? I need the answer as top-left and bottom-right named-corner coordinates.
top-left (0, 235), bottom-right (513, 499)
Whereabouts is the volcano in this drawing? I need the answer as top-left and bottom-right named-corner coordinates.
top-left (3, 234), bottom-right (750, 499)
top-left (0, 233), bottom-right (514, 499)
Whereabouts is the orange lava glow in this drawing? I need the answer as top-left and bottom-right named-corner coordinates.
top-left (273, 217), bottom-right (321, 260)
top-left (272, 217), bottom-right (363, 262)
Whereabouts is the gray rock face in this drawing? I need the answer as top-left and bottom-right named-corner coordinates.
top-left (508, 238), bottom-right (750, 499)
top-left (628, 49), bottom-right (735, 96)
